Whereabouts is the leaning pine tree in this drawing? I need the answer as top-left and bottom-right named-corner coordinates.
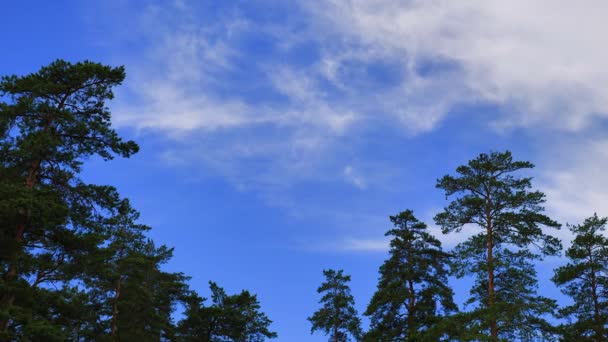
top-left (553, 214), bottom-right (608, 341)
top-left (364, 210), bottom-right (457, 341)
top-left (309, 269), bottom-right (362, 342)
top-left (434, 151), bottom-right (561, 341)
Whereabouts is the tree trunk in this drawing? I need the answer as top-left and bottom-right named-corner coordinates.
top-left (487, 231), bottom-right (498, 340)
top-left (111, 277), bottom-right (122, 339)
top-left (589, 249), bottom-right (604, 342)
top-left (486, 189), bottom-right (498, 340)
top-left (0, 95), bottom-right (67, 337)
top-left (407, 278), bottom-right (416, 337)
top-left (0, 161), bottom-right (41, 336)
top-left (333, 308), bottom-right (340, 342)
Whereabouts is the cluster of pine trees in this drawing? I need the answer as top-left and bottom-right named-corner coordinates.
top-left (309, 152), bottom-right (608, 341)
top-left (0, 60), bottom-right (277, 341)
top-left (2, 60), bottom-right (606, 342)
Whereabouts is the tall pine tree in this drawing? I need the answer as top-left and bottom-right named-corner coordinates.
top-left (0, 59), bottom-right (137, 340)
top-left (364, 210), bottom-right (457, 341)
top-left (434, 151), bottom-right (561, 340)
top-left (553, 214), bottom-right (608, 341)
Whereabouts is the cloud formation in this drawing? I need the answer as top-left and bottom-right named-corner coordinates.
top-left (99, 1), bottom-right (608, 252)
top-left (542, 138), bottom-right (608, 225)
top-left (114, 1), bottom-right (608, 164)
top-left (306, 0), bottom-right (608, 131)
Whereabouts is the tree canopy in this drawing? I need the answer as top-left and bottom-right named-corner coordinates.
top-left (309, 269), bottom-right (362, 342)
top-left (434, 151), bottom-right (561, 341)
top-left (553, 214), bottom-right (608, 341)
top-left (0, 60), bottom-right (276, 342)
top-left (365, 210), bottom-right (457, 341)
top-left (177, 282), bottom-right (277, 342)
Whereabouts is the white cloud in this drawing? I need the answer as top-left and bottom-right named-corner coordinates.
top-left (304, 0), bottom-right (608, 131)
top-left (342, 238), bottom-right (389, 252)
top-left (99, 1), bottom-right (608, 253)
top-left (343, 165), bottom-right (367, 189)
top-left (114, 81), bottom-right (269, 134)
top-left (112, 1), bottom-right (608, 169)
top-left (268, 66), bottom-right (359, 134)
top-left (310, 224), bottom-right (476, 253)
top-left (427, 222), bottom-right (478, 249)
top-left (541, 139), bottom-right (608, 229)
top-left (308, 237), bottom-right (390, 253)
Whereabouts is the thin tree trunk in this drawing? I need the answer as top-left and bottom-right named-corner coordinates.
top-left (589, 249), bottom-right (604, 342)
top-left (0, 161), bottom-right (40, 335)
top-left (111, 246), bottom-right (125, 339)
top-left (487, 230), bottom-right (498, 340)
top-left (407, 278), bottom-right (417, 337)
top-left (333, 307), bottom-right (340, 342)
top-left (486, 188), bottom-right (498, 340)
top-left (111, 277), bottom-right (122, 339)
top-left (334, 285), bottom-right (340, 342)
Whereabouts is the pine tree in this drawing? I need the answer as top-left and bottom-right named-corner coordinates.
top-left (309, 269), bottom-right (362, 342)
top-left (0, 60), bottom-right (273, 341)
top-left (176, 282), bottom-right (277, 341)
top-left (80, 198), bottom-right (152, 338)
top-left (364, 210), bottom-right (457, 341)
top-left (0, 59), bottom-right (137, 340)
top-left (434, 151), bottom-right (561, 340)
top-left (553, 214), bottom-right (608, 341)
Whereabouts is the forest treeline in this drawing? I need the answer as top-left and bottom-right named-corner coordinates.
top-left (1, 60), bottom-right (606, 342)
top-left (308, 153), bottom-right (608, 341)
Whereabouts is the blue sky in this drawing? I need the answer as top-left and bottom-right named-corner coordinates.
top-left (3, 1), bottom-right (608, 340)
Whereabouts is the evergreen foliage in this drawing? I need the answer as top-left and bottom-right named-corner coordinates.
top-left (309, 269), bottom-right (362, 342)
top-left (0, 60), bottom-right (276, 341)
top-left (177, 282), bottom-right (277, 341)
top-left (364, 210), bottom-right (457, 341)
top-left (0, 59), bottom-right (138, 340)
top-left (434, 151), bottom-right (561, 341)
top-left (553, 214), bottom-right (608, 341)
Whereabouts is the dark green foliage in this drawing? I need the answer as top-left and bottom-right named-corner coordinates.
top-left (434, 151), bottom-right (561, 341)
top-left (448, 248), bottom-right (558, 341)
top-left (176, 282), bottom-right (277, 341)
top-left (0, 59), bottom-right (139, 340)
top-left (309, 269), bottom-right (362, 342)
top-left (113, 242), bottom-right (189, 341)
top-left (553, 214), bottom-right (608, 341)
top-left (364, 210), bottom-right (457, 341)
top-left (0, 60), bottom-right (276, 341)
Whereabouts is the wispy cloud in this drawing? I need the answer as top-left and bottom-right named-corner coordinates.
top-left (96, 0), bottom-right (608, 253)
top-left (541, 138), bottom-right (608, 232)
top-left (107, 1), bottom-right (370, 193)
top-left (109, 0), bottom-right (608, 173)
top-left (307, 237), bottom-right (390, 253)
top-left (306, 225), bottom-right (477, 254)
top-left (343, 165), bottom-right (366, 190)
top-left (304, 0), bottom-right (608, 131)
top-left (342, 238), bottom-right (389, 252)
top-left (112, 1), bottom-right (608, 189)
